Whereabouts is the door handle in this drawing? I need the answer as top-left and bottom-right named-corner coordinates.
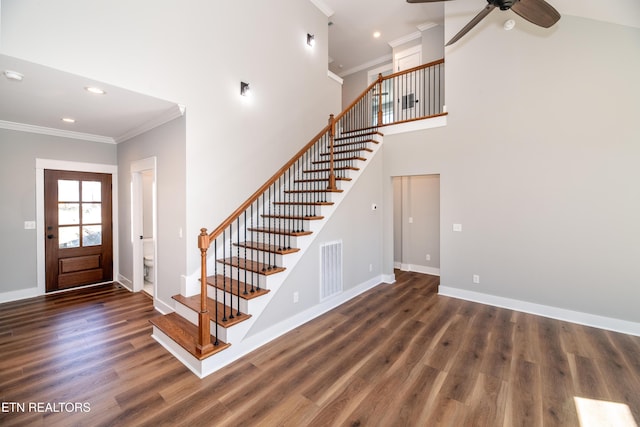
top-left (47, 234), bottom-right (55, 239)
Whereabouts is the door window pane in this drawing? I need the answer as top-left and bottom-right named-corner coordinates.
top-left (82, 226), bottom-right (102, 247)
top-left (59, 203), bottom-right (80, 225)
top-left (83, 203), bottom-right (102, 224)
top-left (82, 181), bottom-right (101, 202)
top-left (59, 226), bottom-right (80, 248)
top-left (58, 180), bottom-right (79, 202)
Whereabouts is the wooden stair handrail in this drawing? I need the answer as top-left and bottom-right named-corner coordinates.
top-left (196, 57), bottom-right (445, 352)
top-left (333, 58), bottom-right (445, 124)
top-left (207, 122), bottom-right (332, 241)
top-left (208, 58), bottom-right (445, 241)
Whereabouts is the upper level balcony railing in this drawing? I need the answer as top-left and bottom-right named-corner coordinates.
top-left (339, 58), bottom-right (445, 133)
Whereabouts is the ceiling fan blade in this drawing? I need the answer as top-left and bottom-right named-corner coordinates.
top-left (510, 0), bottom-right (560, 28)
top-left (406, 0), bottom-right (453, 3)
top-left (446, 4), bottom-right (496, 46)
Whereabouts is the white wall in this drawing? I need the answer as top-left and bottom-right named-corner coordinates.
top-left (117, 116), bottom-right (186, 309)
top-left (0, 0), bottom-right (341, 281)
top-left (383, 3), bottom-right (640, 325)
top-left (0, 128), bottom-right (116, 298)
top-left (247, 147), bottom-right (385, 335)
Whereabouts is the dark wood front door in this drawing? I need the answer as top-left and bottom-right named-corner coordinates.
top-left (45, 170), bottom-right (113, 292)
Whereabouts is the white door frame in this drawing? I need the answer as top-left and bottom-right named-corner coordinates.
top-left (131, 157), bottom-right (157, 294)
top-left (393, 45), bottom-right (422, 121)
top-left (35, 159), bottom-right (119, 296)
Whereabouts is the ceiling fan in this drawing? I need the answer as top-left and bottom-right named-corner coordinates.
top-left (407, 0), bottom-right (561, 46)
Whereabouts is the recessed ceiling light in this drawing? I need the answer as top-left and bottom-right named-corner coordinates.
top-left (61, 117), bottom-right (76, 123)
top-left (3, 70), bottom-right (24, 81)
top-left (85, 86), bottom-right (106, 95)
top-left (373, 31), bottom-right (381, 39)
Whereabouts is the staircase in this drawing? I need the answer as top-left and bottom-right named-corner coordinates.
top-left (151, 127), bottom-right (384, 377)
top-left (148, 59), bottom-right (445, 377)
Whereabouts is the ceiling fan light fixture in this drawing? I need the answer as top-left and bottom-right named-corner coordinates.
top-left (504, 19), bottom-right (516, 30)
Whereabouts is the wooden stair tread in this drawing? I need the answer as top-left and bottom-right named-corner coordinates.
top-left (273, 201), bottom-right (334, 206)
top-left (218, 257), bottom-right (286, 275)
top-left (261, 214), bottom-right (324, 221)
top-left (332, 139), bottom-right (379, 148)
top-left (321, 148), bottom-right (373, 155)
top-left (206, 274), bottom-right (270, 300)
top-left (247, 226), bottom-right (313, 237)
top-left (149, 312), bottom-right (230, 360)
top-left (335, 130), bottom-right (383, 141)
top-left (312, 156), bottom-right (366, 164)
top-left (294, 177), bottom-right (352, 183)
top-left (284, 188), bottom-right (343, 194)
top-left (234, 241), bottom-right (301, 254)
top-left (303, 166), bottom-right (360, 173)
top-left (172, 294), bottom-right (251, 328)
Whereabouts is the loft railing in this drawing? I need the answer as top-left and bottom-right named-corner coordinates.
top-left (341, 58), bottom-right (445, 132)
top-left (195, 58), bottom-right (445, 353)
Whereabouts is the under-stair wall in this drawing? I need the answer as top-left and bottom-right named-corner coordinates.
top-left (243, 143), bottom-right (389, 338)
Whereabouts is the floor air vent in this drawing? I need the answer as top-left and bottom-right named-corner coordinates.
top-left (320, 241), bottom-right (343, 300)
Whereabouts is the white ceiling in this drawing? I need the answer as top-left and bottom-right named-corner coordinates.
top-left (0, 54), bottom-right (182, 144)
top-left (1, 0), bottom-right (638, 143)
top-left (321, 0), bottom-right (445, 77)
top-left (320, 0), bottom-right (640, 77)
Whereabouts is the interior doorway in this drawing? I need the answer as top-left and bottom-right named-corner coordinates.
top-left (393, 174), bottom-right (440, 276)
top-left (393, 45), bottom-right (422, 122)
top-left (131, 157), bottom-right (157, 296)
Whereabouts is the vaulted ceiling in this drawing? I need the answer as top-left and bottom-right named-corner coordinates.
top-left (1, 0), bottom-right (638, 143)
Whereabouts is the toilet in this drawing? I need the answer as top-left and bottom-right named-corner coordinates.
top-left (144, 255), bottom-right (154, 283)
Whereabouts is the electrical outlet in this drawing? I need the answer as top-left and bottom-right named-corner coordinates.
top-left (426, 254), bottom-right (431, 261)
top-left (409, 217), bottom-right (414, 224)
top-left (293, 291), bottom-right (299, 303)
top-left (369, 263), bottom-right (373, 272)
top-left (473, 274), bottom-right (480, 284)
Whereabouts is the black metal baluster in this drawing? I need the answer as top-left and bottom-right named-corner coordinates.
top-left (222, 229), bottom-right (227, 322)
top-left (213, 239), bottom-right (219, 345)
top-left (243, 211), bottom-right (248, 296)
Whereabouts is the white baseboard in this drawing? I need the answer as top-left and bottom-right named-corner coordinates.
top-left (154, 297), bottom-right (174, 315)
top-left (197, 275), bottom-right (389, 377)
top-left (118, 274), bottom-right (133, 291)
top-left (439, 286), bottom-right (640, 337)
top-left (398, 263), bottom-right (440, 276)
top-left (0, 287), bottom-right (42, 304)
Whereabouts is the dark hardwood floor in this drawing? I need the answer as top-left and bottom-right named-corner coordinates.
top-left (1, 271), bottom-right (639, 426)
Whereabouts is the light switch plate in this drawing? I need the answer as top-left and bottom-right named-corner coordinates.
top-left (24, 221), bottom-right (36, 230)
top-left (453, 223), bottom-right (462, 232)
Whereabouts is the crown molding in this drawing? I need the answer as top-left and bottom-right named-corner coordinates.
top-left (417, 21), bottom-right (439, 32)
top-left (0, 120), bottom-right (116, 144)
top-left (115, 103), bottom-right (185, 143)
top-left (327, 70), bottom-right (343, 85)
top-left (0, 102), bottom-right (184, 144)
top-left (388, 31), bottom-right (421, 48)
top-left (309, 0), bottom-right (334, 17)
top-left (336, 54), bottom-right (393, 78)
